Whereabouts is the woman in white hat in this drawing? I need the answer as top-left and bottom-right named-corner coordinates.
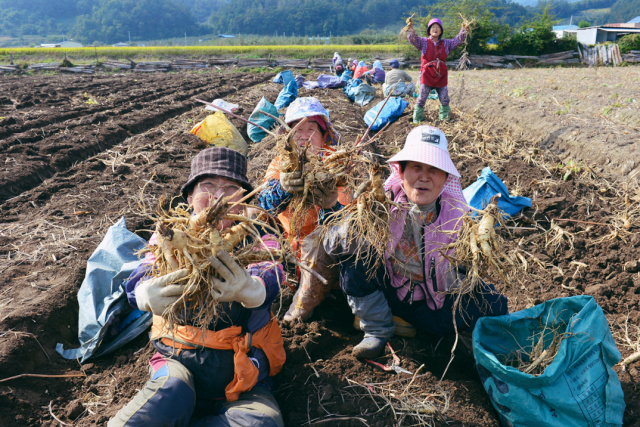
top-left (327, 126), bottom-right (508, 358)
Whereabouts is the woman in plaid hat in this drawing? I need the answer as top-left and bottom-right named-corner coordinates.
top-left (324, 126), bottom-right (508, 358)
top-left (109, 147), bottom-right (286, 427)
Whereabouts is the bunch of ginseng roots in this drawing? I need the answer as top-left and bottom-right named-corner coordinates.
top-left (434, 195), bottom-right (523, 305)
top-left (321, 156), bottom-right (393, 274)
top-left (275, 118), bottom-right (357, 238)
top-left (146, 193), bottom-right (290, 330)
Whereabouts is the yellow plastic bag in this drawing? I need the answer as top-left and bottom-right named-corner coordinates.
top-left (190, 111), bottom-right (248, 156)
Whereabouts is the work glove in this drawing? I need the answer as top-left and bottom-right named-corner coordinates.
top-left (135, 269), bottom-right (189, 315)
top-left (208, 251), bottom-right (266, 308)
top-left (308, 185), bottom-right (339, 209)
top-left (280, 171), bottom-right (305, 194)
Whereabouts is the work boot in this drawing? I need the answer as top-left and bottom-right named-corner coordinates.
top-left (412, 105), bottom-right (424, 123)
top-left (352, 336), bottom-right (387, 359)
top-left (439, 105), bottom-right (451, 121)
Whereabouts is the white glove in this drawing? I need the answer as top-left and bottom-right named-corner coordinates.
top-left (208, 251), bottom-right (266, 308)
top-left (135, 269), bottom-right (189, 315)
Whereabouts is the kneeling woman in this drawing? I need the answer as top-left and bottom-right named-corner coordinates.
top-left (329, 126), bottom-right (508, 358)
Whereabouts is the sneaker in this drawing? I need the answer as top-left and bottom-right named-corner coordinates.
top-left (352, 337), bottom-right (387, 359)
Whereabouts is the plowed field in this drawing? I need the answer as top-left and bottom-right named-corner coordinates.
top-left (1, 68), bottom-right (639, 427)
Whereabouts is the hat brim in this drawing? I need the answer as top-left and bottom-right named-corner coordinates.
top-left (387, 145), bottom-right (460, 178)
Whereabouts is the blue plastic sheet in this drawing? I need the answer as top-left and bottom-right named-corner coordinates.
top-left (473, 296), bottom-right (625, 427)
top-left (317, 74), bottom-right (347, 88)
top-left (344, 79), bottom-right (376, 106)
top-left (248, 97), bottom-right (278, 143)
top-left (272, 70), bottom-right (294, 85)
top-left (463, 167), bottom-right (532, 217)
top-left (56, 217), bottom-right (147, 362)
top-left (364, 97), bottom-right (409, 131)
top-left (274, 80), bottom-right (298, 110)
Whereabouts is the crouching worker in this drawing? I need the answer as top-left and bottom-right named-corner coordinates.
top-left (108, 147), bottom-right (286, 427)
top-left (325, 126), bottom-right (508, 358)
top-left (383, 59), bottom-right (416, 98)
top-left (258, 97), bottom-right (350, 322)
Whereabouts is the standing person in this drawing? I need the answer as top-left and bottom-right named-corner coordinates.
top-left (323, 126), bottom-right (508, 358)
top-left (258, 97), bottom-right (349, 322)
top-left (108, 147), bottom-right (286, 427)
top-left (406, 17), bottom-right (467, 122)
top-left (383, 59), bottom-right (416, 97)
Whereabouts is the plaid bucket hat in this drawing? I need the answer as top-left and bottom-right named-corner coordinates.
top-left (180, 147), bottom-right (253, 200)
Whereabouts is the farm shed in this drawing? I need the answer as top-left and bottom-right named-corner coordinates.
top-left (576, 25), bottom-right (640, 45)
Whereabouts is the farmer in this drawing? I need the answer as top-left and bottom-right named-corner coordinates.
top-left (108, 147), bottom-right (286, 427)
top-left (406, 17), bottom-right (467, 122)
top-left (324, 126), bottom-right (508, 358)
top-left (383, 59), bottom-right (416, 97)
top-left (258, 97), bottom-right (349, 322)
top-left (333, 51), bottom-right (345, 76)
top-left (362, 60), bottom-right (386, 85)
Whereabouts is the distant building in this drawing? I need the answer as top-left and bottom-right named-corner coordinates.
top-left (40, 41), bottom-right (84, 48)
top-left (112, 42), bottom-right (131, 47)
top-left (576, 24), bottom-right (640, 45)
top-left (629, 16), bottom-right (640, 24)
top-left (552, 24), bottom-right (578, 39)
top-left (217, 34), bottom-right (235, 38)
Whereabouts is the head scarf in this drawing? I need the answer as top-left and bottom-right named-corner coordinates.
top-left (284, 97), bottom-right (340, 146)
top-left (372, 60), bottom-right (383, 70)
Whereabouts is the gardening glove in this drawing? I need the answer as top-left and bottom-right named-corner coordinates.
top-left (208, 251), bottom-right (266, 308)
top-left (308, 185), bottom-right (339, 209)
top-left (135, 269), bottom-right (189, 315)
top-left (280, 170), bottom-right (305, 194)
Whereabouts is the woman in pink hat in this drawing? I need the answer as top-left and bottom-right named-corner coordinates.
top-left (406, 16), bottom-right (467, 122)
top-left (324, 126), bottom-right (508, 359)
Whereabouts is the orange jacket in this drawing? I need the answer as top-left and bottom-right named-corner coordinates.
top-left (150, 315), bottom-right (285, 402)
top-left (264, 147), bottom-right (351, 251)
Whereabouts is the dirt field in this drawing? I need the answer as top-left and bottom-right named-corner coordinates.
top-left (1, 67), bottom-right (640, 427)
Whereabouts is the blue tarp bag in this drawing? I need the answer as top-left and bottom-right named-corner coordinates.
top-left (343, 78), bottom-right (362, 101)
top-left (272, 70), bottom-right (294, 85)
top-left (340, 70), bottom-right (353, 83)
top-left (248, 97), bottom-right (278, 143)
top-left (463, 167), bottom-right (532, 217)
top-left (473, 296), bottom-right (625, 427)
top-left (274, 80), bottom-right (298, 110)
top-left (56, 217), bottom-right (147, 362)
top-left (317, 74), bottom-right (347, 89)
top-left (344, 79), bottom-right (376, 106)
top-left (364, 97), bottom-right (409, 131)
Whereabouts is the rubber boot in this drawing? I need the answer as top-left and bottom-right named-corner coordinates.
top-left (413, 105), bottom-right (424, 123)
top-left (283, 229), bottom-right (339, 322)
top-left (347, 290), bottom-right (395, 359)
top-left (412, 105), bottom-right (424, 124)
top-left (439, 104), bottom-right (451, 121)
top-left (353, 337), bottom-right (387, 359)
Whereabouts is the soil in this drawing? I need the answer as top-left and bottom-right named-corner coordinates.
top-left (447, 67), bottom-right (640, 178)
top-left (1, 68), bottom-right (639, 427)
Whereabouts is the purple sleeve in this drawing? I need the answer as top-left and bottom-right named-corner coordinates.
top-left (125, 262), bottom-right (154, 309)
top-left (247, 261), bottom-right (285, 310)
top-left (444, 29), bottom-right (467, 55)
top-left (407, 27), bottom-right (427, 53)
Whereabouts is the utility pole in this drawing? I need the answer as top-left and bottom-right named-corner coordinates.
top-left (185, 31), bottom-right (187, 46)
top-left (569, 15), bottom-right (573, 29)
top-left (128, 31), bottom-right (131, 44)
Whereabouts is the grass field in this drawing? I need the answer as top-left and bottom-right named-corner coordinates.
top-left (0, 44), bottom-right (414, 64)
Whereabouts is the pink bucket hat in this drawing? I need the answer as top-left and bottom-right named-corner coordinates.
top-left (387, 125), bottom-right (460, 178)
